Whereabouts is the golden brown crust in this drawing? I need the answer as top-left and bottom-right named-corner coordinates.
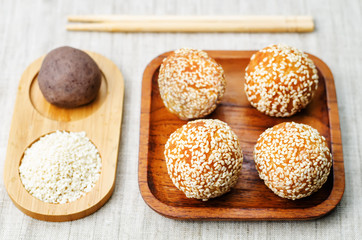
top-left (164, 119), bottom-right (243, 201)
top-left (254, 122), bottom-right (332, 200)
top-left (158, 48), bottom-right (226, 120)
top-left (245, 44), bottom-right (319, 117)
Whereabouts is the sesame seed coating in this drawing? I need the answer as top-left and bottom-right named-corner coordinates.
top-left (245, 44), bottom-right (319, 117)
top-left (164, 119), bottom-right (243, 201)
top-left (158, 48), bottom-right (226, 120)
top-left (254, 122), bottom-right (332, 200)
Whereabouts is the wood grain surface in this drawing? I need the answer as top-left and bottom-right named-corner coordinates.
top-left (138, 50), bottom-right (344, 220)
top-left (66, 15), bottom-right (314, 33)
top-left (3, 52), bottom-right (124, 221)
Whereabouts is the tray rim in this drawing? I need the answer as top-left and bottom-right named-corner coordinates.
top-left (3, 51), bottom-right (125, 222)
top-left (138, 50), bottom-right (345, 220)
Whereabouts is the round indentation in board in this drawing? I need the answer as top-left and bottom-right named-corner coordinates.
top-left (18, 130), bottom-right (102, 204)
top-left (29, 71), bottom-right (108, 122)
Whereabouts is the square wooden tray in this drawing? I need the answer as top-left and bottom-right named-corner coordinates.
top-left (138, 50), bottom-right (345, 220)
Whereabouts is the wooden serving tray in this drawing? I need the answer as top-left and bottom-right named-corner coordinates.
top-left (139, 50), bottom-right (345, 220)
top-left (4, 51), bottom-right (124, 221)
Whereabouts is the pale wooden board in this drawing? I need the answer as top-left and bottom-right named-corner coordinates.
top-left (3, 51), bottom-right (124, 221)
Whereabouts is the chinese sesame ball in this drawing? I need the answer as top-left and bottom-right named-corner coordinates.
top-left (164, 119), bottom-right (243, 201)
top-left (245, 44), bottom-right (319, 117)
top-left (254, 122), bottom-right (332, 200)
top-left (158, 48), bottom-right (226, 120)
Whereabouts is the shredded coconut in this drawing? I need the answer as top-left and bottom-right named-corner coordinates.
top-left (19, 131), bottom-right (102, 204)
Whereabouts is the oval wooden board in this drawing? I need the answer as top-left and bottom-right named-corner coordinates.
top-left (4, 51), bottom-right (124, 222)
top-left (138, 50), bottom-right (345, 220)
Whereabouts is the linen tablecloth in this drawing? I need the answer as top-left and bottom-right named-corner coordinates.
top-left (0, 0), bottom-right (361, 239)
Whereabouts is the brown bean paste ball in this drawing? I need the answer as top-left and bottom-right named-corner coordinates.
top-left (38, 46), bottom-right (101, 108)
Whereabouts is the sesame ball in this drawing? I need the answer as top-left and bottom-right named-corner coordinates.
top-left (245, 44), bottom-right (319, 117)
top-left (254, 122), bottom-right (332, 200)
top-left (158, 48), bottom-right (226, 120)
top-left (164, 119), bottom-right (243, 201)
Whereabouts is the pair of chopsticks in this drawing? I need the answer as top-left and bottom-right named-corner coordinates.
top-left (66, 15), bottom-right (314, 33)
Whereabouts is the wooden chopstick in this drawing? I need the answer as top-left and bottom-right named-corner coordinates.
top-left (66, 15), bottom-right (314, 33)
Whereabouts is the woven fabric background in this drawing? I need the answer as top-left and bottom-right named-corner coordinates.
top-left (0, 0), bottom-right (361, 239)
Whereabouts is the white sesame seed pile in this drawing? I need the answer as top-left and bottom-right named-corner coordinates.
top-left (158, 48), bottom-right (226, 120)
top-left (164, 119), bottom-right (243, 201)
top-left (245, 44), bottom-right (319, 117)
top-left (254, 122), bottom-right (332, 200)
top-left (19, 131), bottom-right (102, 204)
